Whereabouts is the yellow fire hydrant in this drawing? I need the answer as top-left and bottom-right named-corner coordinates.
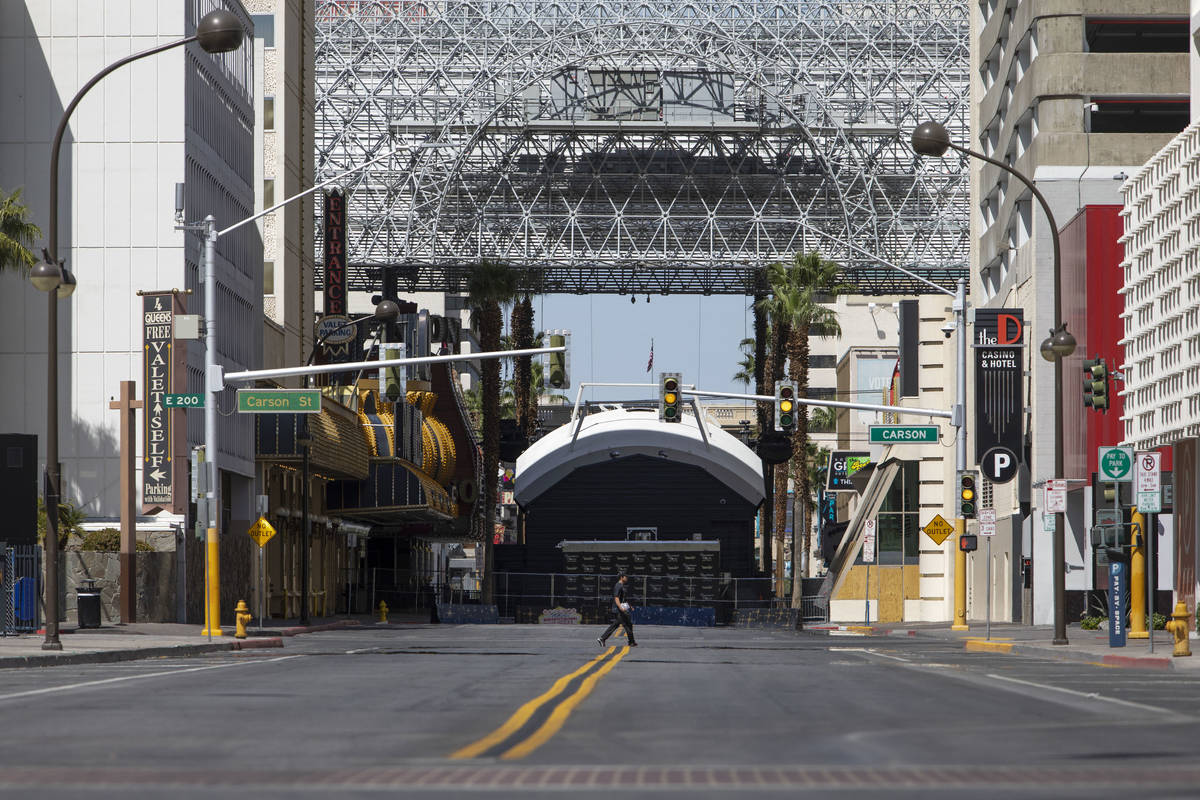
top-left (1164, 602), bottom-right (1192, 658)
top-left (378, 601), bottom-right (389, 624)
top-left (234, 600), bottom-right (252, 640)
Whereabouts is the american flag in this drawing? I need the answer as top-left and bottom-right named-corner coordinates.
top-left (646, 339), bottom-right (654, 373)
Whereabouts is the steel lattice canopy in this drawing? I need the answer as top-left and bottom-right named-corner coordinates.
top-left (315, 1), bottom-right (970, 297)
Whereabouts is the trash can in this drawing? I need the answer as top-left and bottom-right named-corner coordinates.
top-left (76, 580), bottom-right (102, 629)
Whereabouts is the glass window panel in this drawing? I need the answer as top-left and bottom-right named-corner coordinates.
top-left (252, 14), bottom-right (275, 48)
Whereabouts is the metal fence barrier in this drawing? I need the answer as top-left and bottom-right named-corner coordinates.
top-left (364, 567), bottom-right (829, 625)
top-left (2, 545), bottom-right (42, 635)
top-left (491, 572), bottom-right (828, 625)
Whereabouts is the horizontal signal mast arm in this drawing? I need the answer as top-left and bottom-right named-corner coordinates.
top-left (221, 346), bottom-right (564, 386)
top-left (681, 388), bottom-right (954, 420)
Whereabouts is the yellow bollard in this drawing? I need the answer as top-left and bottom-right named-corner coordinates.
top-left (378, 601), bottom-right (389, 624)
top-left (952, 517), bottom-right (968, 631)
top-left (234, 600), bottom-right (252, 640)
top-left (1164, 602), bottom-right (1192, 657)
top-left (1129, 508), bottom-right (1148, 639)
top-left (200, 526), bottom-right (223, 636)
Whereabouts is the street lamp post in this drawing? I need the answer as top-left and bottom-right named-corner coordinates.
top-left (36, 10), bottom-right (243, 650)
top-left (911, 120), bottom-right (1075, 644)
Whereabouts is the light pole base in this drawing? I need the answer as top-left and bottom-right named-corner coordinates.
top-left (1052, 638), bottom-right (1069, 646)
top-left (951, 624), bottom-right (969, 631)
top-left (41, 640), bottom-right (63, 651)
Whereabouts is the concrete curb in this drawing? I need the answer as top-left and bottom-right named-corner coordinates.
top-left (0, 642), bottom-right (237, 669)
top-left (277, 619), bottom-right (363, 637)
top-left (231, 637), bottom-right (283, 650)
top-left (964, 637), bottom-right (1174, 669)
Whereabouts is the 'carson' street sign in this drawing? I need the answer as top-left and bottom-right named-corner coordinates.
top-left (236, 389), bottom-right (321, 414)
top-left (869, 425), bottom-right (939, 444)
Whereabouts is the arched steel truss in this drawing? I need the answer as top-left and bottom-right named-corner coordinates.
top-left (315, 1), bottom-right (969, 296)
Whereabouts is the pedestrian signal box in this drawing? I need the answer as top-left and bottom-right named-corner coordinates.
top-left (959, 534), bottom-right (978, 552)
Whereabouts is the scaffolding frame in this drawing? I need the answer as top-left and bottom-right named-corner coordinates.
top-left (315, 1), bottom-right (969, 296)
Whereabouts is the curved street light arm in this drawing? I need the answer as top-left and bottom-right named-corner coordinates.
top-left (48, 35), bottom-right (199, 260)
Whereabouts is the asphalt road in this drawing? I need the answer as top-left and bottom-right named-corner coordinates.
top-left (2, 624), bottom-right (1199, 799)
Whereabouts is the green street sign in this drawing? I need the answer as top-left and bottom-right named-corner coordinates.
top-left (1098, 446), bottom-right (1134, 482)
top-left (237, 389), bottom-right (321, 414)
top-left (164, 393), bottom-right (204, 408)
top-left (869, 425), bottom-right (939, 444)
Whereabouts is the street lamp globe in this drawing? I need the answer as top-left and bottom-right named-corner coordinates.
top-left (911, 121), bottom-right (952, 157)
top-left (373, 299), bottom-right (402, 323)
top-left (196, 9), bottom-right (245, 54)
top-left (30, 256), bottom-right (62, 293)
top-left (56, 267), bottom-right (77, 299)
top-left (1051, 325), bottom-right (1077, 357)
top-left (1039, 336), bottom-right (1057, 362)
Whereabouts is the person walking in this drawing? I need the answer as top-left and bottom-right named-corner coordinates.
top-left (598, 573), bottom-right (637, 647)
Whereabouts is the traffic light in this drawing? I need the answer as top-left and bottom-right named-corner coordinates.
top-left (546, 330), bottom-right (570, 390)
top-left (775, 380), bottom-right (797, 432)
top-left (659, 371), bottom-right (682, 422)
top-left (958, 470), bottom-right (977, 519)
top-left (1082, 356), bottom-right (1108, 412)
top-left (959, 534), bottom-right (978, 552)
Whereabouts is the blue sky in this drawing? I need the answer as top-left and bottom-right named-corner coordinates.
top-left (526, 293), bottom-right (755, 403)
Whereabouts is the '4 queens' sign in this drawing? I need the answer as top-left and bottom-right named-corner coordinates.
top-left (142, 292), bottom-right (186, 513)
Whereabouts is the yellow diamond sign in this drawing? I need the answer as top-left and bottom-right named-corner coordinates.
top-left (923, 514), bottom-right (954, 546)
top-left (247, 516), bottom-right (277, 548)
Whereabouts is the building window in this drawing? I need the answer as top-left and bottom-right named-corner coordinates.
top-left (252, 14), bottom-right (275, 48)
top-left (263, 96), bottom-right (275, 131)
top-left (809, 354), bottom-right (836, 370)
top-left (810, 322), bottom-right (839, 337)
top-left (1089, 99), bottom-right (1189, 134)
top-left (1086, 19), bottom-right (1188, 53)
top-left (868, 461), bottom-right (919, 565)
top-left (264, 179), bottom-right (275, 208)
top-left (263, 261), bottom-right (275, 295)
top-left (808, 386), bottom-right (837, 400)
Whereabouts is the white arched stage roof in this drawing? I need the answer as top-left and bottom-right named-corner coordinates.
top-left (514, 408), bottom-right (764, 508)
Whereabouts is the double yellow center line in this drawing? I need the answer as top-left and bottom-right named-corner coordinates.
top-left (450, 645), bottom-right (630, 760)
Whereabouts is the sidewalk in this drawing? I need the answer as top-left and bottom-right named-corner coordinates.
top-left (0, 614), bottom-right (416, 669)
top-left (805, 620), bottom-right (1199, 670)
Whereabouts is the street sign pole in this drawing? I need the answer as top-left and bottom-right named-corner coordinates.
top-left (978, 508), bottom-right (996, 641)
top-left (259, 544), bottom-right (265, 631)
top-left (986, 535), bottom-right (991, 641)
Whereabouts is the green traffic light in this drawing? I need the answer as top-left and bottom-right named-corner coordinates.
top-left (664, 406), bottom-right (677, 419)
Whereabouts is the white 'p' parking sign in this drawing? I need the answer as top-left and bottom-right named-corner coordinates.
top-left (980, 445), bottom-right (1018, 484)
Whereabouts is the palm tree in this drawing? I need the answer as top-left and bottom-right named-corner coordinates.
top-left (732, 337), bottom-right (755, 388)
top-left (756, 287), bottom-right (791, 597)
top-left (752, 287), bottom-right (772, 583)
top-left (510, 293), bottom-right (537, 437)
top-left (1, 187), bottom-right (41, 274)
top-left (766, 251), bottom-right (849, 595)
top-left (467, 259), bottom-right (520, 602)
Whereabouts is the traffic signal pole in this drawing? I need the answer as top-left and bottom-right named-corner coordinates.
top-left (953, 279), bottom-right (969, 631)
